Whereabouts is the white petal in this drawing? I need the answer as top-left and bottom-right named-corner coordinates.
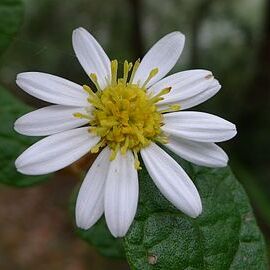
top-left (154, 73), bottom-right (221, 110)
top-left (176, 81), bottom-right (221, 110)
top-left (16, 72), bottom-right (89, 106)
top-left (104, 151), bottom-right (138, 237)
top-left (164, 136), bottom-right (228, 167)
top-left (14, 105), bottom-right (90, 136)
top-left (163, 111), bottom-right (237, 142)
top-left (15, 127), bottom-right (99, 175)
top-left (76, 147), bottom-right (110, 230)
top-left (141, 143), bottom-right (202, 218)
top-left (149, 69), bottom-right (213, 96)
top-left (132, 32), bottom-right (185, 88)
top-left (72, 27), bottom-right (111, 90)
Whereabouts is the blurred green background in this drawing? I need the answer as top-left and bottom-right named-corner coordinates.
top-left (0, 0), bottom-right (269, 269)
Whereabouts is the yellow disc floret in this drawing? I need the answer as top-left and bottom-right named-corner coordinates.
top-left (74, 60), bottom-right (179, 169)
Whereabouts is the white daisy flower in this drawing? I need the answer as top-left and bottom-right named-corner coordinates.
top-left (14, 27), bottom-right (237, 237)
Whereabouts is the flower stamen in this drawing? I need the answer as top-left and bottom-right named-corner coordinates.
top-left (158, 104), bottom-right (181, 114)
top-left (122, 60), bottom-right (133, 84)
top-left (133, 150), bottom-right (141, 170)
top-left (111, 60), bottom-right (118, 86)
top-left (89, 73), bottom-right (101, 91)
top-left (129, 59), bottom-right (140, 83)
top-left (85, 60), bottom-right (173, 169)
top-left (142, 68), bottom-right (159, 88)
top-left (73, 112), bottom-right (91, 120)
top-left (90, 139), bottom-right (106, 153)
top-left (150, 87), bottom-right (172, 103)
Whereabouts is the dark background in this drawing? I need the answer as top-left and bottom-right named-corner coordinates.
top-left (0, 0), bottom-right (269, 269)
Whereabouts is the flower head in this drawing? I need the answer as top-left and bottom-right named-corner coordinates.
top-left (14, 28), bottom-right (237, 237)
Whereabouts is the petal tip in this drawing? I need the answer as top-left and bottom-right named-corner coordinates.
top-left (227, 124), bottom-right (237, 140)
top-left (72, 27), bottom-right (90, 39)
top-left (16, 74), bottom-right (24, 86)
top-left (190, 209), bottom-right (202, 218)
top-left (75, 213), bottom-right (92, 230)
top-left (13, 121), bottom-right (21, 135)
top-left (14, 156), bottom-right (21, 169)
top-left (170, 31), bottom-right (185, 40)
top-left (175, 31), bottom-right (185, 41)
top-left (14, 162), bottom-right (32, 176)
top-left (220, 156), bottom-right (229, 168)
top-left (170, 31), bottom-right (185, 50)
top-left (15, 164), bottom-right (25, 175)
top-left (189, 200), bottom-right (203, 218)
top-left (72, 27), bottom-right (84, 43)
top-left (108, 226), bottom-right (127, 238)
top-left (75, 221), bottom-right (90, 231)
top-left (73, 27), bottom-right (84, 34)
top-left (16, 72), bottom-right (33, 80)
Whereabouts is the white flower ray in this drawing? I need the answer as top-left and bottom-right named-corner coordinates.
top-left (132, 32), bottom-right (185, 88)
top-left (16, 72), bottom-right (89, 106)
top-left (104, 150), bottom-right (139, 237)
top-left (141, 143), bottom-right (202, 218)
top-left (15, 127), bottom-right (99, 175)
top-left (76, 147), bottom-right (111, 229)
top-left (14, 105), bottom-right (89, 136)
top-left (163, 111), bottom-right (237, 143)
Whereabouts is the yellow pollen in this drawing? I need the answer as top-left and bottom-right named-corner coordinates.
top-left (75, 60), bottom-right (180, 169)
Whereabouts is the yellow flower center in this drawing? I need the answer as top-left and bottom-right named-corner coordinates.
top-left (74, 60), bottom-right (180, 169)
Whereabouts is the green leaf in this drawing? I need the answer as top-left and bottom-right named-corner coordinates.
top-left (70, 186), bottom-right (125, 259)
top-left (0, 0), bottom-right (23, 57)
top-left (0, 86), bottom-right (49, 186)
top-left (124, 151), bottom-right (268, 270)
